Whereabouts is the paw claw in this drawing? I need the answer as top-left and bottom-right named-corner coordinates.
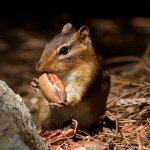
top-left (30, 78), bottom-right (40, 92)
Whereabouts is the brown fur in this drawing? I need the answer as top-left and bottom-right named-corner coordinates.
top-left (34, 23), bottom-right (110, 131)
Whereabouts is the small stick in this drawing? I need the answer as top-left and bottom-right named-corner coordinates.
top-left (120, 130), bottom-right (134, 150)
top-left (115, 118), bottom-right (119, 136)
top-left (136, 129), bottom-right (142, 150)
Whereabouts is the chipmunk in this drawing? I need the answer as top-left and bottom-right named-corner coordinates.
top-left (31, 23), bottom-right (110, 131)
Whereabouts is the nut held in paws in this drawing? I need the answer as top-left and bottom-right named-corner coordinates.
top-left (39, 73), bottom-right (66, 103)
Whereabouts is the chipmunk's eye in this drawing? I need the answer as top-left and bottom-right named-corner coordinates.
top-left (59, 46), bottom-right (69, 55)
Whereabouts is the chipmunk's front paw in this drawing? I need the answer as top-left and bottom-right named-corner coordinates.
top-left (50, 101), bottom-right (69, 109)
top-left (30, 78), bottom-right (40, 93)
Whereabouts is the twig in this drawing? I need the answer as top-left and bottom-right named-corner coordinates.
top-left (107, 87), bottom-right (142, 108)
top-left (140, 57), bottom-right (150, 73)
top-left (111, 74), bottom-right (145, 86)
top-left (107, 84), bottom-right (149, 108)
top-left (147, 118), bottom-right (150, 126)
top-left (109, 62), bottom-right (141, 73)
top-left (105, 56), bottom-right (140, 65)
top-left (75, 130), bottom-right (92, 140)
top-left (143, 43), bottom-right (150, 57)
top-left (136, 129), bottom-right (142, 150)
top-left (115, 118), bottom-right (119, 136)
top-left (119, 130), bottom-right (134, 150)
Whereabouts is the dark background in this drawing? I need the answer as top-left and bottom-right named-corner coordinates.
top-left (1, 1), bottom-right (150, 20)
top-left (1, 1), bottom-right (150, 28)
top-left (0, 1), bottom-right (150, 95)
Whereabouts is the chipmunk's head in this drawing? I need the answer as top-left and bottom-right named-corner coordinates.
top-left (36, 23), bottom-right (94, 74)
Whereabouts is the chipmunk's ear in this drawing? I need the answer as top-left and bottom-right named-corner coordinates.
top-left (78, 26), bottom-right (89, 39)
top-left (61, 23), bottom-right (72, 33)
